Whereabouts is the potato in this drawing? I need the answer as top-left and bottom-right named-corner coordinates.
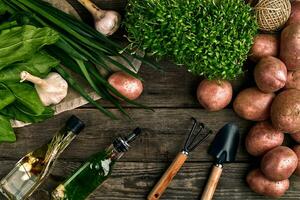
top-left (196, 79), bottom-right (232, 111)
top-left (285, 70), bottom-right (300, 90)
top-left (261, 146), bottom-right (298, 181)
top-left (246, 169), bottom-right (289, 198)
top-left (245, 121), bottom-right (284, 156)
top-left (291, 132), bottom-right (300, 143)
top-left (254, 56), bottom-right (287, 93)
top-left (108, 72), bottom-right (143, 100)
top-left (286, 1), bottom-right (300, 26)
top-left (293, 145), bottom-right (300, 176)
top-left (280, 23), bottom-right (300, 71)
top-left (249, 34), bottom-right (279, 62)
top-left (271, 89), bottom-right (300, 133)
top-left (233, 87), bottom-right (275, 121)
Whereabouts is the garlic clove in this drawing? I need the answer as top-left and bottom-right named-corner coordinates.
top-left (35, 72), bottom-right (68, 106)
top-left (77, 0), bottom-right (121, 36)
top-left (95, 11), bottom-right (121, 36)
top-left (20, 71), bottom-right (68, 106)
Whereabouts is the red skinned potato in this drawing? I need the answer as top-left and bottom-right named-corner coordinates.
top-left (245, 121), bottom-right (284, 156)
top-left (286, 1), bottom-right (300, 26)
top-left (285, 70), bottom-right (300, 90)
top-left (196, 80), bottom-right (232, 111)
top-left (249, 34), bottom-right (279, 62)
top-left (108, 72), bottom-right (143, 100)
top-left (293, 145), bottom-right (300, 176)
top-left (233, 87), bottom-right (275, 121)
top-left (280, 23), bottom-right (300, 71)
top-left (254, 56), bottom-right (287, 93)
top-left (291, 132), bottom-right (300, 143)
top-left (261, 146), bottom-right (298, 181)
top-left (246, 169), bottom-right (289, 198)
top-left (271, 89), bottom-right (300, 133)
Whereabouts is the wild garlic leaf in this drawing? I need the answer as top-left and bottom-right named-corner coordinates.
top-left (0, 105), bottom-right (54, 123)
top-left (0, 51), bottom-right (59, 83)
top-left (0, 25), bottom-right (59, 70)
top-left (0, 114), bottom-right (16, 143)
top-left (6, 83), bottom-right (46, 116)
top-left (0, 83), bottom-right (15, 110)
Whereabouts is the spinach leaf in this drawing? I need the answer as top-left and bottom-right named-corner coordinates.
top-left (0, 51), bottom-right (59, 83)
top-left (6, 83), bottom-right (45, 116)
top-left (0, 25), bottom-right (59, 70)
top-left (0, 114), bottom-right (16, 143)
top-left (0, 104), bottom-right (53, 123)
top-left (0, 83), bottom-right (15, 110)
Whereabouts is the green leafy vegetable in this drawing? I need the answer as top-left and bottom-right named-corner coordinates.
top-left (0, 114), bottom-right (16, 143)
top-left (6, 83), bottom-right (47, 116)
top-left (0, 0), bottom-right (10, 15)
top-left (2, 0), bottom-right (159, 118)
top-left (0, 82), bottom-right (54, 123)
top-left (0, 51), bottom-right (58, 83)
top-left (1, 105), bottom-right (54, 123)
top-left (125, 0), bottom-right (258, 80)
top-left (0, 25), bottom-right (59, 70)
top-left (0, 13), bottom-right (58, 143)
top-left (0, 83), bottom-right (15, 110)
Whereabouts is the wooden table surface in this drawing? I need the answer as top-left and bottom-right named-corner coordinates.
top-left (1, 0), bottom-right (300, 200)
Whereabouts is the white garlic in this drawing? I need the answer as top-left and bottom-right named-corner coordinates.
top-left (78, 0), bottom-right (121, 36)
top-left (20, 71), bottom-right (68, 106)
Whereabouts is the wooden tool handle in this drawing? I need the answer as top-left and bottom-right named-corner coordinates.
top-left (200, 164), bottom-right (223, 200)
top-left (147, 152), bottom-right (188, 200)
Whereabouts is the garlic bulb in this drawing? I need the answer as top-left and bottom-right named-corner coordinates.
top-left (20, 71), bottom-right (68, 106)
top-left (78, 0), bottom-right (121, 36)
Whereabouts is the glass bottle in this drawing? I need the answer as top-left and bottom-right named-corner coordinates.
top-left (51, 127), bottom-right (142, 200)
top-left (0, 115), bottom-right (85, 200)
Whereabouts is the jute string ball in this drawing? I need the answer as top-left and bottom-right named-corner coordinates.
top-left (255, 0), bottom-right (291, 32)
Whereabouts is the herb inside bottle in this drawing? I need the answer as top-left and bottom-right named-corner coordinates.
top-left (0, 115), bottom-right (85, 200)
top-left (52, 127), bottom-right (141, 200)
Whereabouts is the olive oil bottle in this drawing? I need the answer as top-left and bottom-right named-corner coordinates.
top-left (0, 115), bottom-right (85, 200)
top-left (51, 128), bottom-right (142, 200)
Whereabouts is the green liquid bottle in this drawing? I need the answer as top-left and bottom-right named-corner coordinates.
top-left (51, 128), bottom-right (142, 200)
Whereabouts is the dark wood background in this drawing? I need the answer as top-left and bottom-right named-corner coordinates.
top-left (0, 0), bottom-right (300, 199)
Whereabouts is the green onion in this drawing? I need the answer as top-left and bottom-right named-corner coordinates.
top-left (2, 0), bottom-right (159, 118)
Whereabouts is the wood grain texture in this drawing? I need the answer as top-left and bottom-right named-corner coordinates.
top-left (148, 152), bottom-right (188, 200)
top-left (83, 60), bottom-right (252, 108)
top-left (1, 1), bottom-right (299, 199)
top-left (1, 161), bottom-right (300, 200)
top-left (200, 165), bottom-right (223, 200)
top-left (1, 108), bottom-right (253, 162)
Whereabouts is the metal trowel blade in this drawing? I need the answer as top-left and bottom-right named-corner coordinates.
top-left (208, 123), bottom-right (239, 164)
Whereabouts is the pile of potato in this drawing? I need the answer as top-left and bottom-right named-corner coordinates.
top-left (196, 1), bottom-right (300, 198)
top-left (240, 2), bottom-right (300, 198)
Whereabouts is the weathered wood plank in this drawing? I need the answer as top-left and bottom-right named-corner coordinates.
top-left (81, 60), bottom-right (251, 108)
top-left (0, 109), bottom-right (253, 162)
top-left (0, 161), bottom-right (299, 200)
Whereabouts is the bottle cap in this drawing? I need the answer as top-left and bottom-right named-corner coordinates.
top-left (113, 128), bottom-right (142, 152)
top-left (66, 115), bottom-right (85, 135)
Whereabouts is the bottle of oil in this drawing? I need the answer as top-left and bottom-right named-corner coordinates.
top-left (51, 127), bottom-right (142, 200)
top-left (0, 115), bottom-right (85, 200)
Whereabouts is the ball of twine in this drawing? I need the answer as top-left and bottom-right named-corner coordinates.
top-left (255, 0), bottom-right (291, 32)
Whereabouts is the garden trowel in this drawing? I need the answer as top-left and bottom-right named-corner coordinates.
top-left (200, 123), bottom-right (239, 200)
